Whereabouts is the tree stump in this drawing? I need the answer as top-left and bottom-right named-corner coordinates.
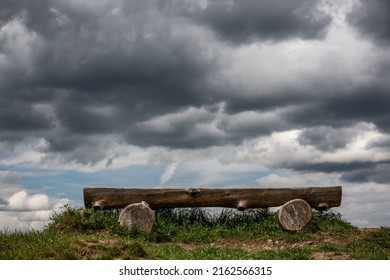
top-left (118, 201), bottom-right (155, 232)
top-left (278, 199), bottom-right (312, 231)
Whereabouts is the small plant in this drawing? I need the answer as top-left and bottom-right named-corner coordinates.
top-left (348, 227), bottom-right (390, 259)
top-left (47, 205), bottom-right (129, 235)
top-left (308, 209), bottom-right (357, 236)
top-left (123, 242), bottom-right (148, 259)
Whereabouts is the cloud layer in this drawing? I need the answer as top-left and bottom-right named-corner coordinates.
top-left (191, 0), bottom-right (331, 44)
top-left (1, 0), bottom-right (390, 228)
top-left (347, 0), bottom-right (390, 46)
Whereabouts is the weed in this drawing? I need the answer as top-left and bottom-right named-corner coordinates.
top-left (123, 242), bottom-right (148, 259)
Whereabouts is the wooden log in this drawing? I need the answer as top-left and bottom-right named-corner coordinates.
top-left (84, 186), bottom-right (342, 210)
top-left (118, 201), bottom-right (155, 232)
top-left (277, 199), bottom-right (313, 231)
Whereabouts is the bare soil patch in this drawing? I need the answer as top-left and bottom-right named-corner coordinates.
top-left (175, 228), bottom-right (376, 260)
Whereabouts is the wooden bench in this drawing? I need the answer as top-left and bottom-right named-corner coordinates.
top-left (83, 186), bottom-right (342, 231)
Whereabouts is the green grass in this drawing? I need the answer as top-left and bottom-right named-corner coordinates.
top-left (347, 227), bottom-right (390, 259)
top-left (0, 206), bottom-right (388, 260)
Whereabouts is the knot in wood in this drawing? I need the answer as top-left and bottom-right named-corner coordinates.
top-left (188, 188), bottom-right (201, 197)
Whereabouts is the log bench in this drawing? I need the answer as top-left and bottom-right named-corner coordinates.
top-left (83, 186), bottom-right (342, 231)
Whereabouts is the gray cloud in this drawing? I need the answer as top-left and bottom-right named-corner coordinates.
top-left (283, 84), bottom-right (390, 133)
top-left (367, 136), bottom-right (390, 150)
top-left (0, 100), bottom-right (55, 132)
top-left (298, 126), bottom-right (362, 152)
top-left (128, 106), bottom-right (224, 149)
top-left (291, 161), bottom-right (388, 175)
top-left (275, 159), bottom-right (390, 185)
top-left (190, 0), bottom-right (331, 44)
top-left (348, 0), bottom-right (390, 46)
top-left (0, 171), bottom-right (21, 185)
top-left (0, 0), bottom-right (223, 149)
top-left (340, 163), bottom-right (390, 184)
top-left (0, 198), bottom-right (8, 205)
top-left (1, 0), bottom-right (390, 190)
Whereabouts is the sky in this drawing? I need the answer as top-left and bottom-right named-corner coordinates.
top-left (1, 0), bottom-right (390, 231)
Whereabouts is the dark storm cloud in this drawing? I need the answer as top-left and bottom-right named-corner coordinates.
top-left (367, 136), bottom-right (390, 150)
top-left (0, 100), bottom-right (55, 132)
top-left (0, 0), bottom-right (97, 39)
top-left (127, 106), bottom-right (222, 149)
top-left (0, 0), bottom-right (222, 152)
top-left (0, 0), bottom-right (217, 91)
top-left (191, 0), bottom-right (331, 44)
top-left (124, 105), bottom-right (290, 149)
top-left (284, 160), bottom-right (390, 185)
top-left (1, 0), bottom-right (390, 181)
top-left (276, 127), bottom-right (390, 183)
top-left (0, 0), bottom-right (50, 27)
top-left (340, 163), bottom-right (390, 184)
top-left (283, 84), bottom-right (390, 133)
top-left (348, 0), bottom-right (390, 46)
top-left (41, 133), bottom-right (118, 165)
top-left (298, 126), bottom-right (356, 152)
top-left (0, 0), bottom-right (332, 153)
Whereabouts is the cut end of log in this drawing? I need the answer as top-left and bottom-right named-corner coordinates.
top-left (92, 199), bottom-right (106, 210)
top-left (315, 202), bottom-right (330, 211)
top-left (278, 199), bottom-right (313, 231)
top-left (118, 201), bottom-right (155, 232)
top-left (236, 200), bottom-right (248, 211)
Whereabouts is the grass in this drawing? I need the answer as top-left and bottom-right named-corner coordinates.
top-left (0, 206), bottom-right (389, 260)
top-left (347, 227), bottom-right (390, 260)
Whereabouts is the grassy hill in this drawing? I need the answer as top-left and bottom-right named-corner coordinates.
top-left (1, 206), bottom-right (389, 260)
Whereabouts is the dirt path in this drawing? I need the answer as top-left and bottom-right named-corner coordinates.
top-left (175, 228), bottom-right (376, 260)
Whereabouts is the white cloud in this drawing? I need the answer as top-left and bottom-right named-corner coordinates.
top-left (341, 182), bottom-right (390, 227)
top-left (160, 163), bottom-right (178, 185)
top-left (0, 212), bottom-right (30, 232)
top-left (0, 191), bottom-right (69, 232)
top-left (5, 191), bottom-right (50, 211)
top-left (234, 124), bottom-right (390, 169)
top-left (0, 171), bottom-right (70, 232)
top-left (18, 210), bottom-right (53, 221)
top-left (235, 130), bottom-right (316, 168)
top-left (218, 0), bottom-right (377, 102)
top-left (0, 18), bottom-right (42, 84)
